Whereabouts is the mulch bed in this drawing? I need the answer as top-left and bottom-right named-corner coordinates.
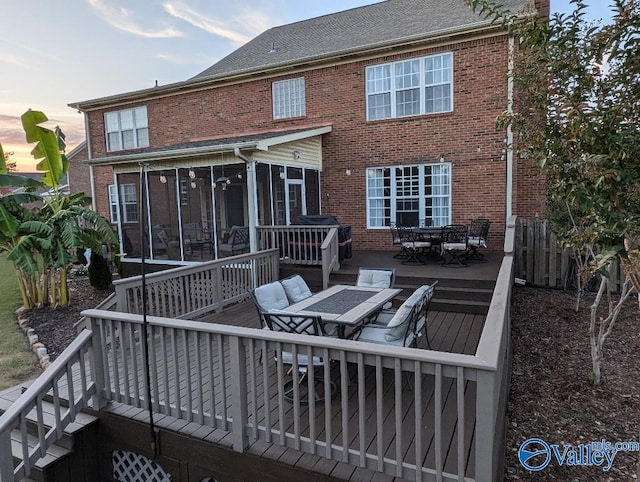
top-left (18, 278), bottom-right (640, 479)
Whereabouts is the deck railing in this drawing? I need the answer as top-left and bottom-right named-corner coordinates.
top-left (256, 225), bottom-right (340, 288)
top-left (2, 220), bottom-right (516, 481)
top-left (0, 330), bottom-right (101, 482)
top-left (112, 249), bottom-right (280, 318)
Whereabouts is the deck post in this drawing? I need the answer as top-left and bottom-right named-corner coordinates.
top-left (229, 336), bottom-right (249, 452)
top-left (0, 427), bottom-right (12, 482)
top-left (475, 369), bottom-right (498, 482)
top-left (87, 318), bottom-right (108, 410)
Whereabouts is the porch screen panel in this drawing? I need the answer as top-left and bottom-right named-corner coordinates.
top-left (147, 170), bottom-right (180, 261)
top-left (179, 167), bottom-right (214, 262)
top-left (115, 173), bottom-right (142, 258)
top-left (256, 164), bottom-right (274, 225)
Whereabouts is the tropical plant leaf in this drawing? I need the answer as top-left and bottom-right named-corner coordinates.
top-left (21, 109), bottom-right (67, 189)
top-left (0, 204), bottom-right (20, 238)
top-left (0, 142), bottom-right (5, 175)
top-left (0, 173), bottom-right (44, 190)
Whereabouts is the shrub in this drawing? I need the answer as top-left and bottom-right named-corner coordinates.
top-left (88, 252), bottom-right (112, 290)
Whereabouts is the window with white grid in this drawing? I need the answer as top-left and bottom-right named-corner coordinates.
top-left (366, 52), bottom-right (453, 120)
top-left (272, 77), bottom-right (306, 119)
top-left (366, 163), bottom-right (451, 228)
top-left (105, 106), bottom-right (149, 152)
top-left (109, 183), bottom-right (138, 223)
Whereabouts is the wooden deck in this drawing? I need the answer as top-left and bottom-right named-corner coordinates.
top-left (93, 300), bottom-right (485, 481)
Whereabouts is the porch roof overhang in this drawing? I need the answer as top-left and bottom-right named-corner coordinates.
top-left (86, 125), bottom-right (332, 167)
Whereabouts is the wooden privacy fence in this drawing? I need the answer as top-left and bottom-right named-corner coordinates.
top-left (514, 218), bottom-right (626, 291)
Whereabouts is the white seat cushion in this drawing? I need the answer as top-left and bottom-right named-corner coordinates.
top-left (254, 282), bottom-right (290, 311)
top-left (384, 285), bottom-right (430, 341)
top-left (281, 275), bottom-right (313, 303)
top-left (358, 325), bottom-right (404, 347)
top-left (357, 269), bottom-right (393, 289)
top-left (443, 242), bottom-right (467, 251)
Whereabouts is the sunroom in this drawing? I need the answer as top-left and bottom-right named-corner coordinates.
top-left (92, 126), bottom-right (331, 269)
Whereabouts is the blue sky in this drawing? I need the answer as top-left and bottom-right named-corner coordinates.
top-left (0, 0), bottom-right (613, 171)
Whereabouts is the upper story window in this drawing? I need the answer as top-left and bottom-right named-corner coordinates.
top-left (105, 106), bottom-right (149, 152)
top-left (272, 77), bottom-right (306, 120)
top-left (109, 184), bottom-right (138, 223)
top-left (366, 53), bottom-right (453, 121)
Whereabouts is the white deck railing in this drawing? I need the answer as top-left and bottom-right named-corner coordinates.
top-left (112, 249), bottom-right (280, 318)
top-left (256, 225), bottom-right (340, 288)
top-left (0, 330), bottom-right (99, 482)
top-left (0, 218), bottom-right (516, 482)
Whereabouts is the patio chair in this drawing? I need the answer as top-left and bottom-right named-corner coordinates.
top-left (280, 274), bottom-right (313, 303)
top-left (218, 226), bottom-right (249, 256)
top-left (249, 281), bottom-right (291, 326)
top-left (389, 223), bottom-right (411, 259)
top-left (441, 225), bottom-right (469, 267)
top-left (262, 312), bottom-right (337, 404)
top-left (356, 267), bottom-right (396, 315)
top-left (464, 218), bottom-right (491, 262)
top-left (357, 282), bottom-right (437, 349)
top-left (397, 226), bottom-right (432, 265)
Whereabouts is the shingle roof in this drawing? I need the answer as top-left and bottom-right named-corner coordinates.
top-left (192, 0), bottom-right (529, 81)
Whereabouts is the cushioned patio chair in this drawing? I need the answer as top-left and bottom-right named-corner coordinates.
top-left (441, 225), bottom-right (469, 267)
top-left (357, 282), bottom-right (437, 349)
top-left (249, 281), bottom-right (291, 326)
top-left (397, 226), bottom-right (432, 265)
top-left (280, 274), bottom-right (313, 303)
top-left (356, 268), bottom-right (396, 317)
top-left (219, 226), bottom-right (249, 255)
top-left (262, 312), bottom-right (337, 404)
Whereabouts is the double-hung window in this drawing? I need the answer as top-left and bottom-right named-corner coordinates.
top-left (108, 184), bottom-right (138, 223)
top-left (272, 77), bottom-right (306, 119)
top-left (105, 106), bottom-right (149, 152)
top-left (366, 163), bottom-right (451, 228)
top-left (366, 52), bottom-right (453, 120)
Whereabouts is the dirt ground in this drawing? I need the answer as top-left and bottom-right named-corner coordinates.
top-left (21, 277), bottom-right (640, 480)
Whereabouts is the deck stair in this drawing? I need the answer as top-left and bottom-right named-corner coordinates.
top-left (280, 250), bottom-right (499, 315)
top-left (0, 383), bottom-right (99, 482)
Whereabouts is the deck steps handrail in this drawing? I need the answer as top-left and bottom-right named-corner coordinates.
top-left (0, 330), bottom-right (98, 482)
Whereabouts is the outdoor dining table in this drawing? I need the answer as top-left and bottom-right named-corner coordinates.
top-left (286, 284), bottom-right (402, 338)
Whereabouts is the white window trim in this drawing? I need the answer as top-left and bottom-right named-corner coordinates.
top-left (109, 183), bottom-right (138, 224)
top-left (105, 106), bottom-right (149, 152)
top-left (365, 163), bottom-right (452, 229)
top-left (366, 52), bottom-right (454, 121)
top-left (272, 77), bottom-right (306, 120)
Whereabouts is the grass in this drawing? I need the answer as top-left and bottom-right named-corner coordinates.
top-left (0, 256), bottom-right (39, 390)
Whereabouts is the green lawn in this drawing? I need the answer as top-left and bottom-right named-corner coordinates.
top-left (0, 256), bottom-right (39, 390)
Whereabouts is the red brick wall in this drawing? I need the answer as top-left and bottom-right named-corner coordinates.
top-left (86, 33), bottom-right (545, 251)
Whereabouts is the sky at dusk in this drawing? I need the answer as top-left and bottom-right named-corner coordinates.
top-left (1, 0), bottom-right (614, 171)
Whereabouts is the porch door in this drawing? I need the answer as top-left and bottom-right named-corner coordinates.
top-left (285, 180), bottom-right (306, 225)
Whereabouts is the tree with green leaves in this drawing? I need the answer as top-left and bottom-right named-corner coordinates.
top-left (0, 110), bottom-right (117, 308)
top-left (467, 0), bottom-right (640, 385)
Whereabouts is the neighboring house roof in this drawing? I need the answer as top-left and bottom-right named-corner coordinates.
top-left (70, 0), bottom-right (530, 110)
top-left (9, 172), bottom-right (70, 197)
top-left (193, 0), bottom-right (529, 81)
top-left (86, 125), bottom-right (332, 165)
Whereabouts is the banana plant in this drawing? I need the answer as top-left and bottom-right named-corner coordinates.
top-left (1, 110), bottom-right (117, 308)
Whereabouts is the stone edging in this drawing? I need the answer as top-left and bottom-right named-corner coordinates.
top-left (15, 307), bottom-right (51, 370)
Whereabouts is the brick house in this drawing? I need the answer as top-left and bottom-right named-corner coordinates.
top-left (70, 0), bottom-right (547, 270)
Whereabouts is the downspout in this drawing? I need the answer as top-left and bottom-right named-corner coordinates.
top-left (506, 34), bottom-right (515, 221)
top-left (234, 147), bottom-right (258, 253)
